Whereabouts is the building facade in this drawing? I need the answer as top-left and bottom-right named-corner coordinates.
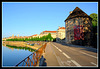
top-left (65, 7), bottom-right (93, 46)
top-left (40, 30), bottom-right (56, 38)
top-left (32, 34), bottom-right (39, 38)
top-left (56, 26), bottom-right (65, 42)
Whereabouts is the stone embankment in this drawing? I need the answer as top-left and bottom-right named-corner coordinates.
top-left (3, 41), bottom-right (45, 50)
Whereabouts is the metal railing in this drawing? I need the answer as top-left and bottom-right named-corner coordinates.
top-left (15, 42), bottom-right (47, 66)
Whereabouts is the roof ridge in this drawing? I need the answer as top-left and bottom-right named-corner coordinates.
top-left (43, 30), bottom-right (56, 33)
top-left (64, 7), bottom-right (92, 22)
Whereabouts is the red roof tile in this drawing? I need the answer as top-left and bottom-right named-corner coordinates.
top-left (59, 27), bottom-right (65, 29)
top-left (32, 34), bottom-right (38, 36)
top-left (43, 31), bottom-right (56, 33)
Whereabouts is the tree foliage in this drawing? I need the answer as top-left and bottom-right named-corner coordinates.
top-left (89, 13), bottom-right (97, 48)
top-left (6, 33), bottom-right (54, 41)
top-left (89, 13), bottom-right (97, 27)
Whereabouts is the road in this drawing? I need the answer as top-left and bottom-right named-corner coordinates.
top-left (44, 42), bottom-right (98, 67)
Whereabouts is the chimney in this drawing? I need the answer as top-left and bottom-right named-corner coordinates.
top-left (69, 11), bottom-right (73, 14)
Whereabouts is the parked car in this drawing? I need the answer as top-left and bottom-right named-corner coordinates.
top-left (27, 43), bottom-right (30, 45)
top-left (30, 43), bottom-right (34, 46)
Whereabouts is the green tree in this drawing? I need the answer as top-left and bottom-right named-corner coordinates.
top-left (46, 33), bottom-right (53, 41)
top-left (89, 13), bottom-right (98, 27)
top-left (89, 13), bottom-right (98, 48)
top-left (6, 33), bottom-right (54, 42)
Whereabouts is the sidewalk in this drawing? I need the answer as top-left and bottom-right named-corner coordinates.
top-left (43, 42), bottom-right (59, 66)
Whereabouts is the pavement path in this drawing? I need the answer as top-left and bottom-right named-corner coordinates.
top-left (44, 42), bottom-right (98, 67)
top-left (44, 42), bottom-right (59, 66)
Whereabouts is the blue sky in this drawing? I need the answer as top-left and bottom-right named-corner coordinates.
top-left (2, 2), bottom-right (98, 38)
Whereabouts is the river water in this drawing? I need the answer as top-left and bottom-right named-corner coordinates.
top-left (2, 45), bottom-right (34, 67)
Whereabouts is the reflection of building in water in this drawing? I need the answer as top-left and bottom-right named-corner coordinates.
top-left (2, 43), bottom-right (14, 51)
top-left (17, 49), bottom-right (19, 51)
top-left (10, 48), bottom-right (14, 51)
top-left (4, 45), bottom-right (14, 51)
top-left (3, 43), bottom-right (6, 46)
top-left (3, 42), bottom-right (35, 52)
top-left (6, 46), bottom-right (14, 51)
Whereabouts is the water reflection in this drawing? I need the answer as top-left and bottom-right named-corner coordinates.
top-left (5, 45), bottom-right (35, 52)
top-left (16, 43), bottom-right (47, 66)
top-left (2, 43), bottom-right (35, 66)
top-left (2, 42), bottom-right (46, 66)
top-left (2, 45), bottom-right (34, 66)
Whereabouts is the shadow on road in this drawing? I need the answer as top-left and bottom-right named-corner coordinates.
top-left (39, 55), bottom-right (47, 66)
top-left (53, 42), bottom-right (97, 53)
top-left (80, 48), bottom-right (97, 53)
top-left (42, 58), bottom-right (47, 66)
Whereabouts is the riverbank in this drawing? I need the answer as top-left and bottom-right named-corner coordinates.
top-left (2, 41), bottom-right (46, 50)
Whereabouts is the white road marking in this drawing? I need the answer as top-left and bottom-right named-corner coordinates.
top-left (52, 43), bottom-right (70, 59)
top-left (90, 62), bottom-right (97, 66)
top-left (62, 52), bottom-right (71, 59)
top-left (80, 51), bottom-right (97, 59)
top-left (56, 56), bottom-right (64, 66)
top-left (71, 60), bottom-right (82, 67)
top-left (61, 60), bottom-right (72, 66)
top-left (51, 43), bottom-right (82, 67)
top-left (51, 43), bottom-right (62, 52)
top-left (55, 46), bottom-right (58, 49)
top-left (67, 47), bottom-right (97, 59)
top-left (58, 48), bottom-right (62, 52)
top-left (51, 44), bottom-right (64, 66)
top-left (51, 43), bottom-right (56, 46)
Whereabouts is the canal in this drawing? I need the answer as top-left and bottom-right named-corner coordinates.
top-left (2, 45), bottom-right (35, 66)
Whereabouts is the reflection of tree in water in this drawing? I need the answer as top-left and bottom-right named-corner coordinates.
top-left (6, 45), bottom-right (36, 52)
top-left (3, 44), bottom-right (14, 51)
top-left (15, 43), bottom-right (47, 66)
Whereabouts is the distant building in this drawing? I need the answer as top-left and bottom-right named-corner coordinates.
top-left (12, 34), bottom-right (14, 37)
top-left (6, 34), bottom-right (14, 39)
top-left (2, 38), bottom-right (6, 41)
top-left (40, 30), bottom-right (56, 38)
top-left (32, 34), bottom-right (39, 38)
top-left (64, 7), bottom-right (93, 46)
top-left (23, 36), bottom-right (28, 39)
top-left (18, 34), bottom-right (19, 37)
top-left (56, 26), bottom-right (65, 42)
top-left (19, 36), bottom-right (23, 39)
top-left (14, 36), bottom-right (17, 38)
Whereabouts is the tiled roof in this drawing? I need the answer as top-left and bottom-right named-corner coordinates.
top-left (32, 34), bottom-right (38, 36)
top-left (43, 31), bottom-right (56, 33)
top-left (59, 27), bottom-right (65, 29)
top-left (64, 7), bottom-right (92, 22)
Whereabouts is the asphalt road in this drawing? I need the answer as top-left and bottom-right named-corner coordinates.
top-left (44, 42), bottom-right (98, 67)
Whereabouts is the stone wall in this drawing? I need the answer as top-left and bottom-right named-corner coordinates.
top-left (3, 41), bottom-right (39, 50)
top-left (5, 41), bottom-right (27, 47)
top-left (65, 17), bottom-right (93, 46)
